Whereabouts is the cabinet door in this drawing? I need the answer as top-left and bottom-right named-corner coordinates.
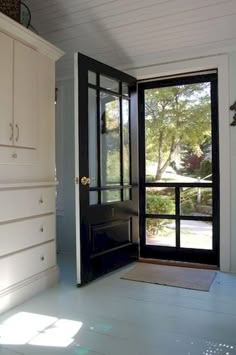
top-left (0, 33), bottom-right (13, 146)
top-left (14, 41), bottom-right (37, 149)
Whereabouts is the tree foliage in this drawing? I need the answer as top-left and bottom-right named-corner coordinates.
top-left (145, 83), bottom-right (211, 180)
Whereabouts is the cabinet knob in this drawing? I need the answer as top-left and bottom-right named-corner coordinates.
top-left (40, 256), bottom-right (45, 261)
top-left (40, 226), bottom-right (44, 233)
top-left (39, 198), bottom-right (44, 204)
top-left (12, 153), bottom-right (17, 158)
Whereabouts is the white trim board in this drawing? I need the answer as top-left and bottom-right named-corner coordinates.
top-left (0, 12), bottom-right (64, 61)
top-left (127, 55), bottom-right (230, 272)
top-left (55, 82), bottom-right (65, 215)
top-left (0, 181), bottom-right (58, 190)
top-left (74, 53), bottom-right (81, 285)
top-left (0, 266), bottom-right (58, 314)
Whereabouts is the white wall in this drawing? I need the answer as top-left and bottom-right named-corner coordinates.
top-left (55, 78), bottom-right (76, 255)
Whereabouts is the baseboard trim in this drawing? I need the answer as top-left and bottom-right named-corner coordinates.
top-left (138, 258), bottom-right (219, 270)
top-left (0, 266), bottom-right (59, 315)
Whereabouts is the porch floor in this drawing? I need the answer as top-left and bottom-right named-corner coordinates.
top-left (0, 255), bottom-right (236, 355)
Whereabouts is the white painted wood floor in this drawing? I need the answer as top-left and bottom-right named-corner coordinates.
top-left (0, 255), bottom-right (236, 355)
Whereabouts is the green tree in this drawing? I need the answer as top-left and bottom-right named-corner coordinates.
top-left (145, 83), bottom-right (211, 180)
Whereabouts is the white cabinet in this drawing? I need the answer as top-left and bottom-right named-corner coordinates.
top-left (0, 35), bottom-right (38, 150)
top-left (14, 41), bottom-right (37, 148)
top-left (0, 32), bottom-right (13, 146)
top-left (0, 12), bottom-right (63, 315)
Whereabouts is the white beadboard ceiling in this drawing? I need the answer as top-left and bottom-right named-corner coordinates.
top-left (24, 0), bottom-right (236, 79)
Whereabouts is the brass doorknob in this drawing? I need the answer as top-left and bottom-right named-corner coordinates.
top-left (81, 176), bottom-right (90, 185)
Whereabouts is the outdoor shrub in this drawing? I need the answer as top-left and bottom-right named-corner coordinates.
top-left (181, 199), bottom-right (195, 214)
top-left (198, 160), bottom-right (212, 179)
top-left (146, 193), bottom-right (175, 214)
top-left (200, 188), bottom-right (212, 204)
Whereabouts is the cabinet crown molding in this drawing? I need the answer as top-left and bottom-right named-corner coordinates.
top-left (0, 12), bottom-right (64, 61)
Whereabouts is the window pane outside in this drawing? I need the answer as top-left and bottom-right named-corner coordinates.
top-left (180, 220), bottom-right (212, 250)
top-left (146, 219), bottom-right (176, 247)
top-left (145, 83), bottom-right (212, 183)
top-left (181, 187), bottom-right (212, 216)
top-left (146, 187), bottom-right (175, 215)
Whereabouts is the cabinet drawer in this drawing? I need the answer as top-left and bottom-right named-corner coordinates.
top-left (0, 214), bottom-right (55, 256)
top-left (0, 187), bottom-right (55, 222)
top-left (0, 146), bottom-right (37, 165)
top-left (0, 241), bottom-right (56, 291)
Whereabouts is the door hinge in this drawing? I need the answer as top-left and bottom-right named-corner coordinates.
top-left (74, 177), bottom-right (79, 184)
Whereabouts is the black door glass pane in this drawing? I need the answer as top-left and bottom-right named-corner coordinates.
top-left (101, 190), bottom-right (121, 203)
top-left (100, 75), bottom-right (119, 93)
top-left (88, 71), bottom-right (96, 85)
top-left (122, 99), bottom-right (130, 185)
top-left (100, 93), bottom-right (121, 186)
top-left (122, 83), bottom-right (129, 96)
top-left (89, 191), bottom-right (98, 205)
top-left (123, 188), bottom-right (131, 201)
top-left (88, 88), bottom-right (98, 187)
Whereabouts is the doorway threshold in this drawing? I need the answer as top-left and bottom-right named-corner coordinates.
top-left (138, 258), bottom-right (219, 270)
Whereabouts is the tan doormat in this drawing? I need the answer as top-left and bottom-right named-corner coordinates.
top-left (121, 263), bottom-right (216, 291)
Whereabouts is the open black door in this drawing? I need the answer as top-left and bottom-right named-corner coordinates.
top-left (75, 53), bottom-right (139, 285)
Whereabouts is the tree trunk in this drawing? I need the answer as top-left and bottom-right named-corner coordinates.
top-left (155, 138), bottom-right (178, 180)
top-left (155, 156), bottom-right (172, 180)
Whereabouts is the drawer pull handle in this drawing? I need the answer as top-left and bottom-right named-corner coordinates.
top-left (40, 227), bottom-right (44, 233)
top-left (41, 256), bottom-right (45, 261)
top-left (39, 198), bottom-right (44, 204)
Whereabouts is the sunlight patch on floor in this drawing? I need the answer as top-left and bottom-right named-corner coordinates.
top-left (0, 312), bottom-right (82, 348)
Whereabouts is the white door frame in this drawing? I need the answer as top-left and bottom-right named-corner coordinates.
top-left (126, 54), bottom-right (230, 272)
top-left (74, 53), bottom-right (81, 284)
top-left (74, 54), bottom-right (231, 274)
